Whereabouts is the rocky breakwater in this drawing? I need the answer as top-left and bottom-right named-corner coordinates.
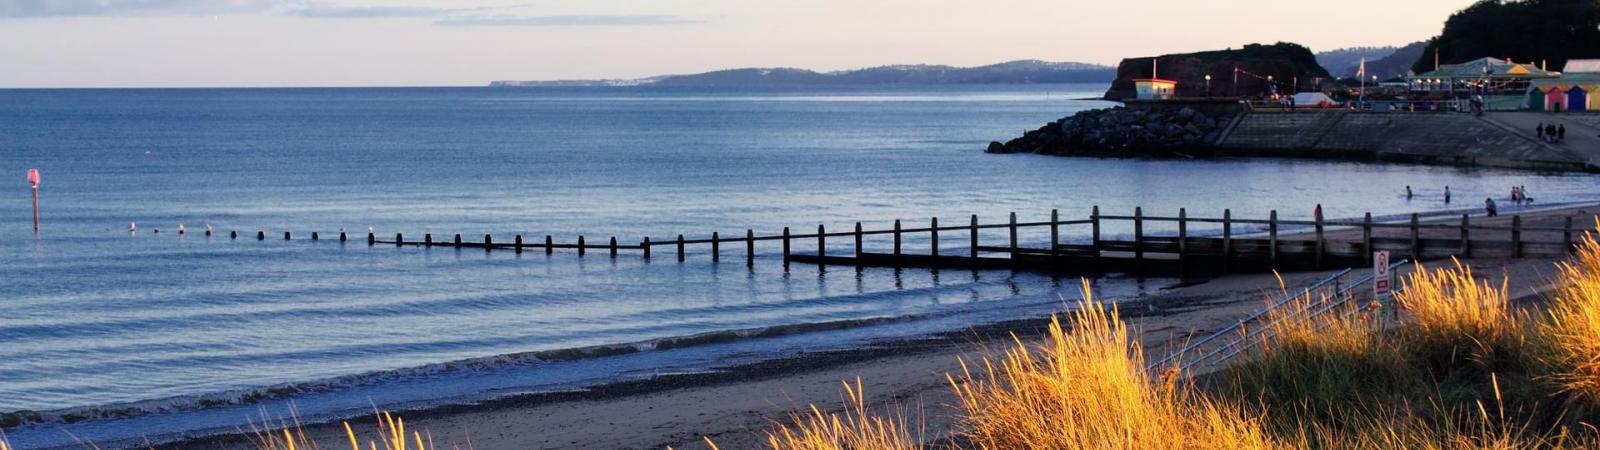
top-left (986, 106), bottom-right (1234, 157)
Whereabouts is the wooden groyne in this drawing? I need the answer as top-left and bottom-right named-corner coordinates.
top-left (220, 206), bottom-right (1594, 279)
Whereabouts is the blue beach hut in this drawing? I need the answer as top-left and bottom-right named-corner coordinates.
top-left (1568, 86), bottom-right (1589, 112)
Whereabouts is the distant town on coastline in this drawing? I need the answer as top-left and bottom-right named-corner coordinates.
top-left (988, 0), bottom-right (1600, 172)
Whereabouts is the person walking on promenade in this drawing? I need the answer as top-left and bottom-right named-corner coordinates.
top-left (1538, 123), bottom-right (1545, 140)
top-left (1444, 186), bottom-right (1452, 204)
top-left (1559, 124), bottom-right (1566, 142)
top-left (1486, 198), bottom-right (1498, 217)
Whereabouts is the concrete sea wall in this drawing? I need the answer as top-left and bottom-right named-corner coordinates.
top-left (1215, 111), bottom-right (1590, 171)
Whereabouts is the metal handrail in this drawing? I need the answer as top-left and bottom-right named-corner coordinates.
top-left (1156, 260), bottom-right (1409, 374)
top-left (1146, 268), bottom-right (1351, 371)
top-left (1207, 260), bottom-right (1410, 366)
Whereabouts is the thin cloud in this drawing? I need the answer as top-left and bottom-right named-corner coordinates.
top-left (285, 3), bottom-right (532, 19)
top-left (0, 0), bottom-right (277, 18)
top-left (434, 14), bottom-right (699, 27)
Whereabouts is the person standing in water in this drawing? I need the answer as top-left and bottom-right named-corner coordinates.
top-left (1485, 197), bottom-right (1498, 217)
top-left (1444, 186), bottom-right (1451, 204)
top-left (1406, 186), bottom-right (1413, 200)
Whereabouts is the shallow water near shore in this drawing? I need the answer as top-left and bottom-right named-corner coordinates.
top-left (2, 85), bottom-right (1598, 447)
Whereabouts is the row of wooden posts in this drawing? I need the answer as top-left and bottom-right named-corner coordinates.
top-left (223, 206), bottom-right (1586, 272)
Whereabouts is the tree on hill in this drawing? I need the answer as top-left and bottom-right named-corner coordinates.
top-left (1414, 0), bottom-right (1600, 73)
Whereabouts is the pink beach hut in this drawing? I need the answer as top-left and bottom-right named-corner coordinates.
top-left (1544, 86), bottom-right (1568, 112)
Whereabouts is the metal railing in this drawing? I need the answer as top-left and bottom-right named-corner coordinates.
top-left (1149, 259), bottom-right (1410, 374)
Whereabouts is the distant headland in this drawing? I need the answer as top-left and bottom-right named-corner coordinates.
top-left (488, 60), bottom-right (1116, 87)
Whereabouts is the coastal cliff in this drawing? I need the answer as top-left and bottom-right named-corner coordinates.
top-left (1103, 43), bottom-right (1330, 100)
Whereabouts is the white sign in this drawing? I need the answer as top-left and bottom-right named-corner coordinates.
top-left (1373, 251), bottom-right (1391, 297)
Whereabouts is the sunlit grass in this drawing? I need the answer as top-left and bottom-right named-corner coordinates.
top-left (1540, 231), bottom-right (1600, 405)
top-left (249, 410), bottom-right (461, 450)
top-left (761, 378), bottom-right (920, 450)
top-left (945, 280), bottom-right (1279, 450)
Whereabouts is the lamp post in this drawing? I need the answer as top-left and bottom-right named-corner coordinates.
top-left (1205, 74), bottom-right (1212, 97)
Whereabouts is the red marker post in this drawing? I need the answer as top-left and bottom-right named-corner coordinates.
top-left (27, 168), bottom-right (40, 232)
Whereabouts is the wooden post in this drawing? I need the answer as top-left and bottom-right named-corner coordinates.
top-left (1314, 212), bottom-right (1326, 269)
top-left (817, 224), bottom-right (826, 260)
top-left (545, 235), bottom-right (554, 255)
top-left (1362, 213), bottom-right (1373, 266)
top-left (711, 232), bottom-right (719, 262)
top-left (1133, 207), bottom-right (1144, 269)
top-left (893, 220), bottom-right (903, 257)
top-left (1512, 215), bottom-right (1523, 258)
top-left (854, 222), bottom-right (864, 260)
top-left (1007, 212), bottom-right (1019, 262)
top-left (746, 229), bottom-right (755, 267)
top-left (782, 227), bottom-right (791, 264)
top-left (931, 217), bottom-right (940, 257)
top-left (643, 236), bottom-right (652, 259)
top-left (312, 231), bottom-right (319, 241)
top-left (1177, 208), bottom-right (1188, 278)
top-left (284, 231), bottom-right (292, 241)
top-left (677, 234), bottom-right (686, 262)
top-left (1268, 210), bottom-right (1278, 267)
top-left (366, 231), bottom-right (373, 245)
top-left (338, 231), bottom-right (344, 242)
top-left (611, 236), bottom-right (619, 257)
top-left (1222, 209), bottom-right (1233, 274)
top-left (392, 233), bottom-right (400, 246)
top-left (1409, 214), bottom-right (1420, 260)
top-left (1090, 206), bottom-right (1102, 260)
top-left (1564, 216), bottom-right (1575, 253)
top-left (454, 233), bottom-right (463, 248)
top-left (426, 233), bottom-right (433, 245)
top-left (1049, 209), bottom-right (1059, 260)
top-left (515, 234), bottom-right (523, 253)
top-left (484, 234), bottom-right (492, 249)
top-left (969, 214), bottom-right (979, 263)
top-left (1460, 215), bottom-right (1470, 257)
top-left (578, 235), bottom-right (586, 256)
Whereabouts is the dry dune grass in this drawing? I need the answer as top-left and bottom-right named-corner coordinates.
top-left (755, 235), bottom-right (1600, 449)
top-left (945, 280), bottom-right (1279, 450)
top-left (250, 410), bottom-right (468, 450)
top-left (1541, 232), bottom-right (1600, 404)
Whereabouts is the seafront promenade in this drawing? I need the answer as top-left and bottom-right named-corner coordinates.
top-left (1215, 109), bottom-right (1598, 170)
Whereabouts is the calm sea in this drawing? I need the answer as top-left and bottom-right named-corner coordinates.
top-left (2, 85), bottom-right (1596, 447)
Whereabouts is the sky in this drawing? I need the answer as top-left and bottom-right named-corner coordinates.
top-left (0, 0), bottom-right (1469, 88)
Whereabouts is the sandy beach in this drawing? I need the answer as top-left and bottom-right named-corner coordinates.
top-left (160, 204), bottom-right (1597, 450)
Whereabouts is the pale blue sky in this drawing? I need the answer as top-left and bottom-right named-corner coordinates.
top-left (0, 0), bottom-right (1466, 87)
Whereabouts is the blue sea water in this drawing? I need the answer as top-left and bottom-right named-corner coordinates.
top-left (1, 85), bottom-right (1597, 448)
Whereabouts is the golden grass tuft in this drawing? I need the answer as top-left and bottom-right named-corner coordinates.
top-left (1541, 232), bottom-right (1600, 404)
top-left (761, 378), bottom-right (919, 450)
top-left (946, 280), bottom-right (1281, 450)
top-left (1396, 259), bottom-right (1514, 346)
top-left (251, 410), bottom-right (455, 450)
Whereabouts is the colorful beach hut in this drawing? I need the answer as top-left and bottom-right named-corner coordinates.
top-left (1543, 86), bottom-right (1568, 112)
top-left (1569, 86), bottom-right (1589, 112)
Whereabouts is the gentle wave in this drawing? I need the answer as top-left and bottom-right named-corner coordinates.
top-left (0, 297), bottom-right (1059, 429)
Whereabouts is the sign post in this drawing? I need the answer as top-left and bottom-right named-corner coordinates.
top-left (1373, 251), bottom-right (1393, 325)
top-left (27, 168), bottom-right (40, 232)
